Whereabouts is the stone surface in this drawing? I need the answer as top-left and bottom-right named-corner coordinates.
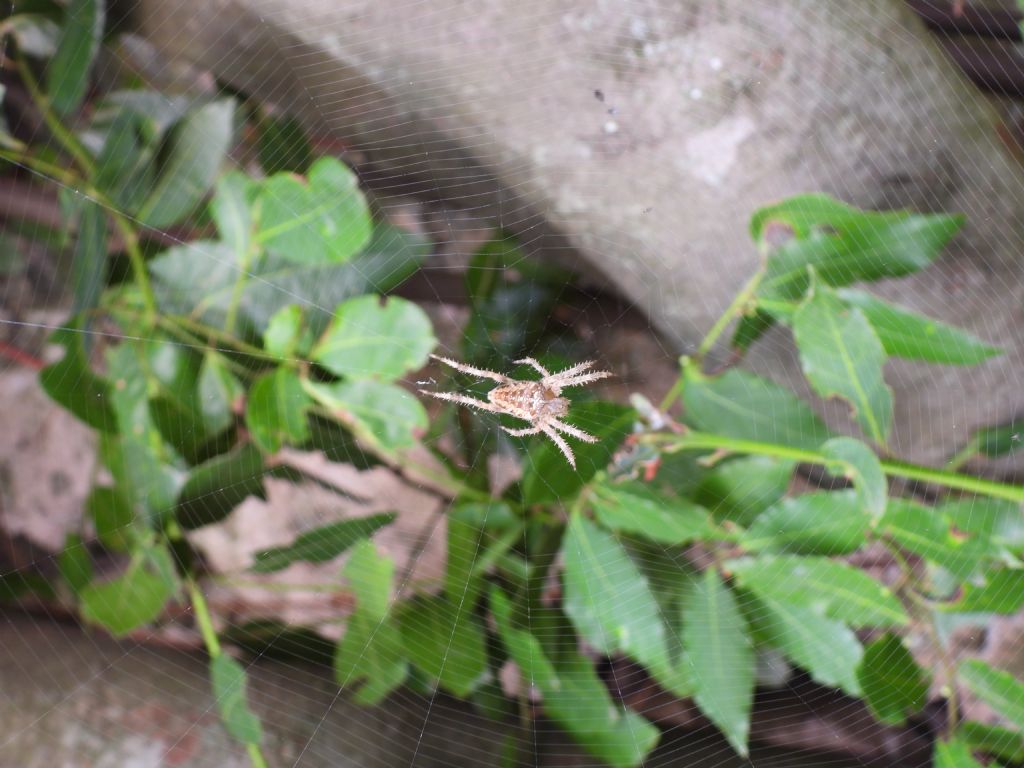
top-left (135, 0), bottom-right (1024, 467)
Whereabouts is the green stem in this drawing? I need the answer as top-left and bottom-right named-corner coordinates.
top-left (17, 59), bottom-right (95, 177)
top-left (0, 147), bottom-right (78, 184)
top-left (187, 577), bottom-right (221, 657)
top-left (109, 209), bottom-right (158, 326)
top-left (696, 269), bottom-right (765, 360)
top-left (642, 431), bottom-right (1024, 503)
top-left (224, 243), bottom-right (257, 336)
top-left (246, 744), bottom-right (269, 768)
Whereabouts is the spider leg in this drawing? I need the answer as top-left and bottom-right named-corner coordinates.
top-left (548, 418), bottom-right (600, 443)
top-left (501, 425), bottom-right (543, 437)
top-left (429, 354), bottom-right (511, 383)
top-left (513, 357), bottom-right (551, 378)
top-left (419, 389), bottom-right (505, 414)
top-left (549, 360), bottom-right (596, 380)
top-left (540, 423), bottom-right (577, 469)
top-left (555, 370), bottom-right (613, 389)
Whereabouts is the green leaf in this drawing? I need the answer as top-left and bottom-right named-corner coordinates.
top-left (312, 295), bottom-right (436, 381)
top-left (210, 171), bottom-right (253, 260)
top-left (590, 482), bottom-right (713, 545)
top-left (399, 595), bottom-right (488, 697)
top-left (880, 499), bottom-right (986, 581)
top-left (263, 304), bottom-right (311, 360)
top-left (251, 512), bottom-right (395, 573)
top-left (695, 456), bottom-right (795, 527)
top-left (971, 418), bottom-right (1024, 459)
top-left (334, 541), bottom-right (407, 704)
top-left (934, 738), bottom-right (986, 768)
top-left (80, 546), bottom-right (177, 635)
top-left (741, 490), bottom-right (866, 555)
top-left (683, 569), bottom-right (754, 756)
top-left (821, 436), bottom-right (887, 521)
top-left (728, 555), bottom-right (908, 628)
top-left (793, 281), bottom-right (892, 444)
top-left (257, 114), bottom-right (312, 175)
top-left (682, 362), bottom-right (831, 451)
top-left (960, 660), bottom-right (1024, 731)
top-left (91, 109), bottom-right (156, 213)
top-left (176, 443), bottom-right (265, 529)
top-left (491, 588), bottom-right (659, 768)
top-left (256, 156), bottom-right (372, 264)
top-left (959, 721), bottom-right (1024, 764)
top-left (58, 533), bottom-right (92, 595)
top-left (196, 352), bottom-right (242, 436)
top-left (69, 199), bottom-right (108, 317)
top-left (40, 324), bottom-right (116, 431)
top-left (136, 99), bottom-right (235, 228)
top-left (747, 592), bottom-right (862, 695)
top-left (521, 401), bottom-right (632, 505)
top-left (941, 498), bottom-right (1024, 551)
top-left (952, 569), bottom-right (1024, 614)
top-left (304, 379), bottom-right (427, 455)
top-left (836, 289), bottom-right (1000, 365)
top-left (245, 368), bottom-right (311, 453)
top-left (86, 485), bottom-right (135, 551)
top-left (46, 0), bottom-right (104, 116)
top-left (753, 194), bottom-right (962, 300)
top-left (150, 224), bottom-right (428, 336)
top-left (445, 502), bottom-right (518, 609)
top-left (210, 654), bottom-right (262, 745)
top-left (857, 634), bottom-right (929, 724)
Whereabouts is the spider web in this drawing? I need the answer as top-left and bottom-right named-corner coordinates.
top-left (0, 1), bottom-right (1022, 767)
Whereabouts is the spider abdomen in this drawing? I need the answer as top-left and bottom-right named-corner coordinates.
top-left (489, 382), bottom-right (569, 421)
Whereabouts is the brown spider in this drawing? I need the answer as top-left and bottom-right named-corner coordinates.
top-left (420, 354), bottom-right (613, 469)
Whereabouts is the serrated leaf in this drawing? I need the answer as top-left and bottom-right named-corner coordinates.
top-left (491, 588), bottom-right (659, 768)
top-left (303, 379), bottom-right (427, 455)
top-left (960, 660), bottom-right (1024, 731)
top-left (836, 289), bottom-right (1000, 365)
top-left (40, 324), bottom-right (116, 431)
top-left (749, 593), bottom-right (862, 695)
top-left (245, 368), bottom-right (311, 453)
top-left (334, 541), bottom-right (407, 704)
top-left (857, 634), bottom-right (929, 724)
top-left (728, 555), bottom-right (907, 627)
top-left (251, 512), bottom-right (395, 573)
top-left (80, 546), bottom-right (177, 635)
top-left (176, 443), bottom-right (265, 529)
top-left (682, 362), bottom-right (831, 451)
top-left (398, 595), bottom-right (488, 697)
top-left (590, 482), bottom-right (713, 545)
top-left (752, 194), bottom-right (962, 300)
top-left (793, 281), bottom-right (892, 444)
top-left (695, 456), bottom-right (796, 527)
top-left (683, 569), bottom-right (754, 756)
top-left (312, 294), bottom-right (436, 381)
top-left (256, 156), bottom-right (371, 264)
top-left (46, 0), bottom-right (104, 116)
top-left (741, 490), bottom-right (866, 555)
top-left (934, 738), bottom-right (986, 768)
top-left (58, 533), bottom-right (92, 595)
top-left (521, 401), bottom-right (632, 505)
top-left (86, 485), bottom-right (135, 551)
top-left (196, 352), bottom-right (242, 436)
top-left (952, 570), bottom-right (1024, 614)
top-left (821, 436), bottom-right (887, 521)
top-left (137, 99), bottom-right (235, 228)
top-left (210, 654), bottom-right (262, 745)
top-left (880, 499), bottom-right (986, 581)
top-left (150, 224), bottom-right (427, 336)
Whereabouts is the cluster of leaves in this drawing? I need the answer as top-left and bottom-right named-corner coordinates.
top-left (4, 3), bottom-right (1024, 768)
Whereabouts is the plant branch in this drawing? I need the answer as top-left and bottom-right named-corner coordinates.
top-left (16, 59), bottom-right (95, 177)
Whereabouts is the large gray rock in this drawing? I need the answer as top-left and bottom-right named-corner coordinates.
top-left (135, 0), bottom-right (1024, 466)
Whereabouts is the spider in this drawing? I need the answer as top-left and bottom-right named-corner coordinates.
top-left (420, 354), bottom-right (613, 469)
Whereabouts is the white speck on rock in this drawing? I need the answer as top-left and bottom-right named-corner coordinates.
top-left (709, 56), bottom-right (723, 71)
top-left (689, 87), bottom-right (703, 100)
top-left (604, 120), bottom-right (619, 134)
top-left (683, 114), bottom-right (756, 186)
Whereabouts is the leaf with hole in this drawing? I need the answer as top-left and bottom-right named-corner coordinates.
top-left (312, 295), bottom-right (436, 381)
top-left (950, 569), bottom-right (1024, 614)
top-left (256, 156), bottom-right (372, 264)
top-left (857, 634), bottom-right (929, 725)
top-left (880, 499), bottom-right (987, 581)
top-left (794, 281), bottom-right (892, 444)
